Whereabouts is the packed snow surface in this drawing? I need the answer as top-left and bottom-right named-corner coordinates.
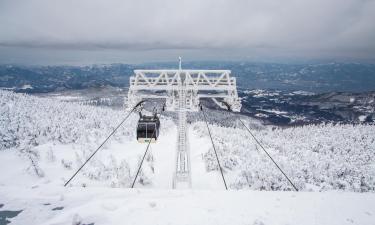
top-left (1, 186), bottom-right (375, 225)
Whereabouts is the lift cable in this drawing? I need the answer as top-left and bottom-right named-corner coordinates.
top-left (130, 128), bottom-right (156, 188)
top-left (64, 101), bottom-right (144, 187)
top-left (201, 106), bottom-right (228, 190)
top-left (237, 117), bottom-right (299, 192)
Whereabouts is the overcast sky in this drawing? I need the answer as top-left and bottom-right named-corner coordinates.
top-left (0, 0), bottom-right (374, 64)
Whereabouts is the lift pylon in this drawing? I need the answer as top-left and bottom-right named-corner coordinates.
top-left (127, 59), bottom-right (241, 188)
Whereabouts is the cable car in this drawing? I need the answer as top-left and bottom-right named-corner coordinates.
top-left (136, 113), bottom-right (160, 143)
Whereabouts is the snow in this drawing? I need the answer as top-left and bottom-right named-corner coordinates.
top-left (259, 109), bottom-right (288, 115)
top-left (359, 115), bottom-right (367, 122)
top-left (191, 121), bottom-right (375, 191)
top-left (189, 127), bottom-right (224, 189)
top-left (291, 91), bottom-right (315, 96)
top-left (1, 90), bottom-right (375, 191)
top-left (20, 84), bottom-right (33, 90)
top-left (0, 90), bottom-right (177, 189)
top-left (255, 113), bottom-right (269, 118)
top-left (1, 90), bottom-right (375, 224)
top-left (247, 90), bottom-right (281, 98)
top-left (49, 95), bottom-right (82, 101)
top-left (1, 186), bottom-right (375, 225)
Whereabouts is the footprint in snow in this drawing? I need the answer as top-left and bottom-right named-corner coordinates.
top-left (52, 206), bottom-right (64, 211)
top-left (149, 202), bottom-right (157, 208)
top-left (346, 218), bottom-right (354, 223)
top-left (252, 219), bottom-right (265, 225)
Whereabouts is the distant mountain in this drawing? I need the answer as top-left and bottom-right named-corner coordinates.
top-left (231, 62), bottom-right (375, 92)
top-left (1, 62), bottom-right (375, 93)
top-left (240, 89), bottom-right (375, 125)
top-left (1, 62), bottom-right (375, 124)
top-left (0, 64), bottom-right (135, 93)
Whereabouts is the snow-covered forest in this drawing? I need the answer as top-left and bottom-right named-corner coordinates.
top-left (1, 90), bottom-right (374, 192)
top-left (0, 90), bottom-right (172, 188)
top-left (191, 121), bottom-right (375, 192)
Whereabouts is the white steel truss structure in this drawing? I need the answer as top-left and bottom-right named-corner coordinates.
top-left (127, 67), bottom-right (241, 188)
top-left (128, 69), bottom-right (241, 112)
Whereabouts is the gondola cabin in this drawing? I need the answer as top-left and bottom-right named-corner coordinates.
top-left (136, 114), bottom-right (160, 143)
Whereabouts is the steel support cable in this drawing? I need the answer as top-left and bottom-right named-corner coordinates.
top-left (64, 101), bottom-right (144, 187)
top-left (237, 117), bottom-right (299, 191)
top-left (201, 107), bottom-right (228, 190)
top-left (130, 128), bottom-right (156, 188)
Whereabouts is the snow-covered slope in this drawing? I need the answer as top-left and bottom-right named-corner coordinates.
top-left (1, 186), bottom-right (375, 225)
top-left (190, 122), bottom-right (375, 191)
top-left (0, 90), bottom-right (176, 188)
top-left (1, 90), bottom-right (375, 191)
top-left (1, 90), bottom-right (375, 224)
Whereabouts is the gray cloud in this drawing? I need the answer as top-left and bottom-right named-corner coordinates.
top-left (0, 0), bottom-right (374, 64)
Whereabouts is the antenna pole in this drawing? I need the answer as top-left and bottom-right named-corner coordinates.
top-left (178, 56), bottom-right (182, 70)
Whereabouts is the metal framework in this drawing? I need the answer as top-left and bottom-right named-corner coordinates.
top-left (127, 62), bottom-right (241, 188)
